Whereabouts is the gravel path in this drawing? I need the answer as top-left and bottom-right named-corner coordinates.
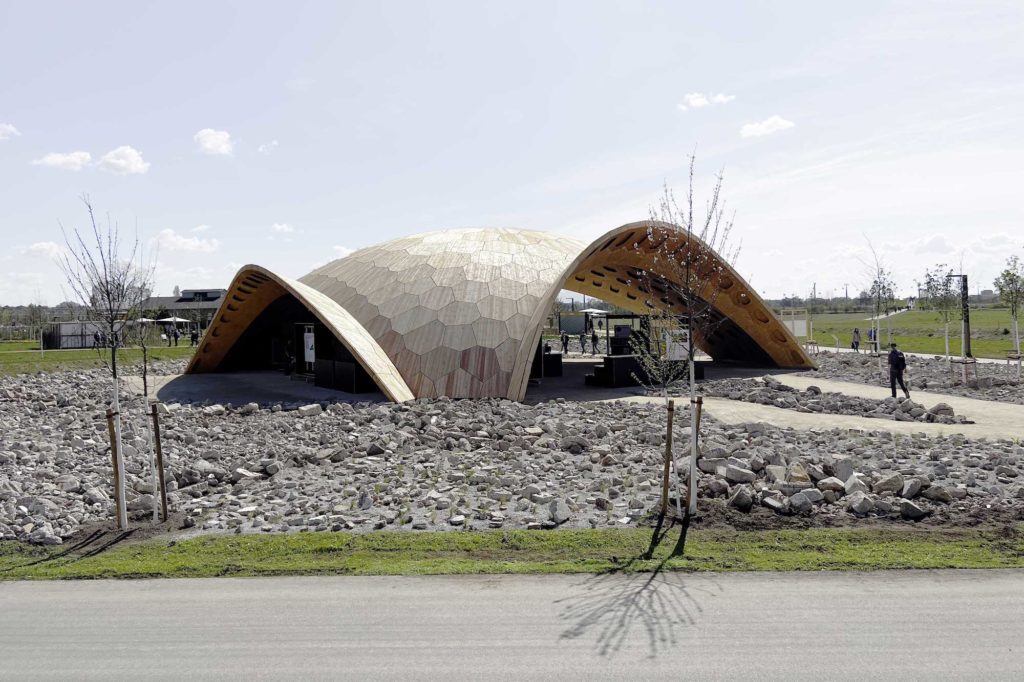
top-left (813, 351), bottom-right (1024, 404)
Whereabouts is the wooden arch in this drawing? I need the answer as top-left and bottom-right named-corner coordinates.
top-left (185, 265), bottom-right (414, 402)
top-left (508, 221), bottom-right (815, 400)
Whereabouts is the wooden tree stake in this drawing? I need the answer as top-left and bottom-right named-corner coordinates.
top-left (105, 408), bottom-right (124, 529)
top-left (661, 399), bottom-right (675, 515)
top-left (150, 403), bottom-right (169, 523)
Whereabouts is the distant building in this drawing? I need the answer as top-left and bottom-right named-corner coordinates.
top-left (144, 289), bottom-right (227, 329)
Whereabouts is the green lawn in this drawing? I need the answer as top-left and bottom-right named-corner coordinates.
top-left (0, 346), bottom-right (195, 376)
top-left (2, 526), bottom-right (1022, 580)
top-left (809, 309), bottom-right (1019, 359)
top-left (0, 340), bottom-right (39, 352)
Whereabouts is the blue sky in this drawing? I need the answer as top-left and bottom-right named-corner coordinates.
top-left (2, 1), bottom-right (1022, 305)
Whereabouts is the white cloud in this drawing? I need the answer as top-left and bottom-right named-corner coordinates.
top-left (0, 123), bottom-right (20, 140)
top-left (156, 228), bottom-right (220, 253)
top-left (23, 241), bottom-right (63, 259)
top-left (258, 139), bottom-right (279, 154)
top-left (333, 245), bottom-right (354, 258)
top-left (191, 224), bottom-right (211, 233)
top-left (195, 128), bottom-right (233, 155)
top-left (271, 223), bottom-right (294, 234)
top-left (677, 92), bottom-right (735, 111)
top-left (31, 151), bottom-right (92, 171)
top-left (740, 115), bottom-right (796, 138)
top-left (98, 145), bottom-right (150, 174)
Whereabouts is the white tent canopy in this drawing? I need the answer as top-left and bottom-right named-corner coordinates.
top-left (156, 317), bottom-right (190, 323)
top-left (578, 308), bottom-right (608, 315)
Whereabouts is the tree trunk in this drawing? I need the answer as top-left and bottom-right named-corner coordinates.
top-left (944, 321), bottom-right (950, 363)
top-left (110, 369), bottom-right (127, 529)
top-left (687, 355), bottom-right (698, 516)
top-left (660, 398), bottom-right (674, 515)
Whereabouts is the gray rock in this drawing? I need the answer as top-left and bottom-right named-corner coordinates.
top-left (727, 485), bottom-right (753, 513)
top-left (127, 494), bottom-right (154, 512)
top-left (817, 477), bottom-right (846, 494)
top-left (845, 476), bottom-right (869, 495)
top-left (725, 465), bottom-right (756, 484)
top-left (297, 404), bottom-right (322, 417)
top-left (872, 473), bottom-right (905, 495)
top-left (928, 403), bottom-right (955, 417)
top-left (845, 491), bottom-right (873, 515)
top-left (922, 485), bottom-right (953, 504)
top-left (549, 499), bottom-right (571, 525)
top-left (901, 479), bottom-right (922, 499)
top-left (558, 435), bottom-right (590, 455)
top-left (762, 496), bottom-right (789, 515)
top-left (789, 492), bottom-right (813, 514)
top-left (900, 500), bottom-right (929, 520)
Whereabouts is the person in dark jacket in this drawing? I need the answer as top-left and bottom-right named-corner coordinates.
top-left (590, 330), bottom-right (599, 356)
top-left (560, 331), bottom-right (569, 354)
top-left (888, 342), bottom-right (910, 399)
top-left (579, 332), bottom-right (587, 355)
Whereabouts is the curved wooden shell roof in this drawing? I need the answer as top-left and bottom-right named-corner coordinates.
top-left (185, 265), bottom-right (414, 402)
top-left (187, 224), bottom-right (813, 401)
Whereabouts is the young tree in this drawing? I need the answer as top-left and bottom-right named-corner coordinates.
top-left (994, 255), bottom-right (1023, 361)
top-left (921, 263), bottom-right (957, 360)
top-left (58, 196), bottom-right (155, 528)
top-left (629, 155), bottom-right (738, 519)
top-left (862, 241), bottom-right (895, 380)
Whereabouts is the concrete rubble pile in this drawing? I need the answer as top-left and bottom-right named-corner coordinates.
top-left (1, 366), bottom-right (1022, 544)
top-left (699, 376), bottom-right (971, 424)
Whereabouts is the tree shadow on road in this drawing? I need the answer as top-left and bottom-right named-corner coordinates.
top-left (555, 510), bottom-right (722, 658)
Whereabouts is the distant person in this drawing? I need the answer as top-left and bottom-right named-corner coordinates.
top-left (591, 330), bottom-right (599, 356)
top-left (888, 342), bottom-right (910, 400)
top-left (92, 331), bottom-right (101, 349)
top-left (560, 331), bottom-right (568, 354)
top-left (172, 327), bottom-right (181, 347)
top-left (852, 328), bottom-right (861, 353)
top-left (579, 332), bottom-right (587, 355)
top-left (190, 329), bottom-right (199, 347)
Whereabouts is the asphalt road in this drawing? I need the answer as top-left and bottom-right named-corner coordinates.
top-left (2, 570), bottom-right (1022, 680)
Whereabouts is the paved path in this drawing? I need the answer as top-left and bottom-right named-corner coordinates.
top-left (1, 571), bottom-right (1022, 680)
top-left (620, 375), bottom-right (1024, 439)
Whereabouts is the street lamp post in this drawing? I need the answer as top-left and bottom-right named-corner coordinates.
top-left (947, 274), bottom-right (972, 358)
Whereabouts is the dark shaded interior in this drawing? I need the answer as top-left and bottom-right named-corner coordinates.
top-left (219, 293), bottom-right (378, 393)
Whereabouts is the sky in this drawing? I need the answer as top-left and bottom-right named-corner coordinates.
top-left (1, 0), bottom-right (1023, 306)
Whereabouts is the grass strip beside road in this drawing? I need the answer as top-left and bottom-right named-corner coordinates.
top-left (0, 346), bottom-right (195, 376)
top-left (2, 526), bottom-right (1022, 580)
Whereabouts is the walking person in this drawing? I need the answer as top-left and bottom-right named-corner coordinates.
top-left (172, 327), bottom-right (181, 347)
top-left (591, 330), bottom-right (599, 356)
top-left (190, 329), bottom-right (199, 347)
top-left (888, 342), bottom-right (910, 399)
top-left (852, 327), bottom-right (861, 353)
top-left (579, 332), bottom-right (587, 355)
top-left (560, 331), bottom-right (569, 354)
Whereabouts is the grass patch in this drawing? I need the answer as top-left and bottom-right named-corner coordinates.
top-left (2, 526), bottom-right (1022, 580)
top-left (0, 346), bottom-right (195, 376)
top-left (810, 309), bottom-right (1019, 359)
